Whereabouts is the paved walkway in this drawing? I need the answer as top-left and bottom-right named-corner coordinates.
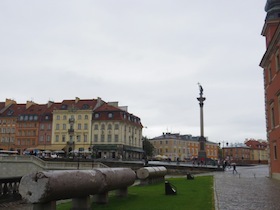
top-left (213, 165), bottom-right (280, 210)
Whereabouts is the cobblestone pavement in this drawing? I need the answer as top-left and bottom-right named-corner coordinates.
top-left (214, 165), bottom-right (280, 210)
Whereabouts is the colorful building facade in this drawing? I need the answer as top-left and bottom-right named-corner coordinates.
top-left (150, 132), bottom-right (219, 161)
top-left (0, 97), bottom-right (143, 159)
top-left (260, 0), bottom-right (280, 179)
top-left (245, 139), bottom-right (268, 162)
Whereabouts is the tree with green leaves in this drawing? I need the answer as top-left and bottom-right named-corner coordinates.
top-left (142, 136), bottom-right (154, 158)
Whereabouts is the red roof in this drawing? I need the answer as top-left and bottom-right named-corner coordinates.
top-left (0, 102), bottom-right (5, 111)
top-left (245, 139), bottom-right (267, 150)
top-left (0, 104), bottom-right (26, 117)
top-left (94, 103), bottom-right (142, 127)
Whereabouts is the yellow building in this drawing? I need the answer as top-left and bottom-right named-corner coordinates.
top-left (245, 139), bottom-right (268, 163)
top-left (51, 98), bottom-right (99, 153)
top-left (51, 98), bottom-right (143, 159)
top-left (92, 102), bottom-right (143, 159)
top-left (150, 132), bottom-right (219, 161)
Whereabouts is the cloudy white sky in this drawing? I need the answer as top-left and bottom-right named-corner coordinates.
top-left (0, 1), bottom-right (267, 143)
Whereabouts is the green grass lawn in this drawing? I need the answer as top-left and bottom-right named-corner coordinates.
top-left (57, 176), bottom-right (214, 210)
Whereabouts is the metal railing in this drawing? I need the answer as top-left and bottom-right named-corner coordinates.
top-left (0, 155), bottom-right (108, 170)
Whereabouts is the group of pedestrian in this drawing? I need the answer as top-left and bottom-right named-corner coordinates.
top-left (221, 159), bottom-right (238, 174)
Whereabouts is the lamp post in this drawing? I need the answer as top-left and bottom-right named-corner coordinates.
top-left (218, 141), bottom-right (228, 160)
top-left (68, 116), bottom-right (75, 159)
top-left (44, 133), bottom-right (47, 151)
top-left (8, 132), bottom-right (11, 151)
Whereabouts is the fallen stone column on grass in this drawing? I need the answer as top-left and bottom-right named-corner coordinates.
top-left (18, 168), bottom-right (136, 210)
top-left (136, 166), bottom-right (167, 185)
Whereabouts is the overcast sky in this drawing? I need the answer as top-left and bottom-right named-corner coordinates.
top-left (0, 1), bottom-right (267, 144)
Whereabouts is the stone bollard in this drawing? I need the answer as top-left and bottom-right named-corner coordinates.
top-left (19, 168), bottom-right (136, 210)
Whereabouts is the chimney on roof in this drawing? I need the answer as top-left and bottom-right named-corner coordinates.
top-left (5, 98), bottom-right (16, 107)
top-left (75, 97), bottom-right (80, 104)
top-left (94, 97), bottom-right (104, 110)
top-left (119, 106), bottom-right (128, 112)
top-left (47, 101), bottom-right (54, 108)
top-left (26, 101), bottom-right (36, 109)
top-left (108, 102), bottom-right (119, 108)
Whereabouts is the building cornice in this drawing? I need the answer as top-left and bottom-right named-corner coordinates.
top-left (260, 22), bottom-right (280, 68)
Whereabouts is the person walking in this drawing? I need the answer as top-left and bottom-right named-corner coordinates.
top-left (232, 163), bottom-right (237, 174)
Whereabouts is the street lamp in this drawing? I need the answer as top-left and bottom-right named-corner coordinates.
top-left (8, 132), bottom-right (11, 151)
top-left (44, 133), bottom-right (47, 151)
top-left (68, 116), bottom-right (75, 158)
top-left (218, 141), bottom-right (228, 160)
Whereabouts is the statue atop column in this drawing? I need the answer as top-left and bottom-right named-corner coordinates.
top-left (198, 83), bottom-right (203, 96)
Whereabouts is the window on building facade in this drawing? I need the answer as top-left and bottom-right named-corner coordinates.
top-left (268, 67), bottom-right (272, 83)
top-left (101, 134), bottom-right (105, 142)
top-left (56, 124), bottom-right (60, 130)
top-left (63, 124), bottom-right (66, 130)
top-left (40, 124), bottom-right (44, 130)
top-left (39, 135), bottom-right (44, 142)
top-left (84, 135), bottom-right (87, 142)
top-left (276, 52), bottom-right (280, 71)
top-left (165, 148), bottom-right (168, 153)
top-left (108, 134), bottom-right (112, 142)
top-left (94, 124), bottom-right (98, 130)
top-left (108, 113), bottom-right (113, 118)
top-left (62, 135), bottom-right (66, 142)
top-left (274, 143), bottom-right (277, 160)
top-left (101, 124), bottom-right (105, 130)
top-left (108, 124), bottom-right (112, 130)
top-left (270, 102), bottom-right (275, 129)
top-left (47, 135), bottom-right (50, 142)
top-left (85, 115), bottom-right (88, 120)
top-left (63, 115), bottom-right (66, 120)
top-left (114, 124), bottom-right (119, 130)
top-left (78, 124), bottom-right (81, 130)
top-left (278, 94), bottom-right (280, 124)
top-left (55, 135), bottom-right (59, 142)
top-left (84, 123), bottom-right (88, 130)
top-left (94, 134), bottom-right (98, 142)
top-left (48, 124), bottom-right (51, 130)
top-left (77, 135), bottom-right (81, 142)
top-left (57, 115), bottom-right (60, 120)
top-left (115, 135), bottom-right (118, 142)
top-left (94, 113), bottom-right (99, 119)
top-left (78, 115), bottom-right (82, 120)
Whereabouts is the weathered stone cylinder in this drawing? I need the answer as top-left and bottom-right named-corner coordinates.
top-left (136, 166), bottom-right (167, 180)
top-left (19, 168), bottom-right (136, 204)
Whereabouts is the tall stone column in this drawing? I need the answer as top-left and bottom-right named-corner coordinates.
top-left (197, 83), bottom-right (207, 161)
